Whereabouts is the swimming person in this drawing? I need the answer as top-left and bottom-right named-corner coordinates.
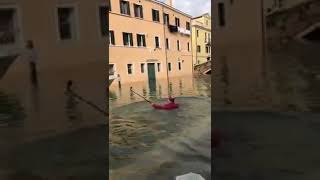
top-left (151, 96), bottom-right (179, 110)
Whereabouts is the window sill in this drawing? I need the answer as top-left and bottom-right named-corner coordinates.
top-left (134, 17), bottom-right (144, 20)
top-left (120, 13), bottom-right (131, 17)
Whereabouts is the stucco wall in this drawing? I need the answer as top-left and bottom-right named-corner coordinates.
top-left (109, 0), bottom-right (193, 84)
top-left (213, 0), bottom-right (269, 108)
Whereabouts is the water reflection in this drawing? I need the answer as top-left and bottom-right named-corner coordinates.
top-left (0, 91), bottom-right (25, 127)
top-left (109, 75), bottom-right (211, 107)
top-left (0, 60), bottom-right (107, 179)
top-left (109, 75), bottom-right (211, 180)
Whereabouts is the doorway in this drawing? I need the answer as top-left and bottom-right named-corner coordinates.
top-left (147, 63), bottom-right (156, 93)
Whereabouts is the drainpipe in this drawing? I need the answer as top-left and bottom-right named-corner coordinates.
top-left (162, 5), bottom-right (170, 96)
top-left (191, 20), bottom-right (194, 76)
top-left (195, 27), bottom-right (198, 66)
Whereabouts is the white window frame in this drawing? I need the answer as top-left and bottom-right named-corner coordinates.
top-left (126, 63), bottom-right (134, 75)
top-left (156, 62), bottom-right (162, 72)
top-left (166, 38), bottom-right (170, 50)
top-left (55, 3), bottom-right (80, 42)
top-left (109, 63), bottom-right (117, 74)
top-left (109, 29), bottom-right (115, 45)
top-left (120, 0), bottom-right (131, 16)
top-left (137, 33), bottom-right (146, 47)
top-left (154, 36), bottom-right (161, 49)
top-left (152, 9), bottom-right (160, 22)
top-left (133, 3), bottom-right (143, 19)
top-left (0, 4), bottom-right (24, 51)
top-left (140, 62), bottom-right (146, 74)
top-left (97, 2), bottom-right (108, 38)
top-left (123, 32), bottom-right (133, 47)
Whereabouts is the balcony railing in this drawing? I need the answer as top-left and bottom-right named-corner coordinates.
top-left (178, 27), bottom-right (191, 36)
top-left (169, 25), bottom-right (178, 33)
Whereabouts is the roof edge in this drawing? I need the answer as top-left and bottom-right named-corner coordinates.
top-left (149, 0), bottom-right (192, 18)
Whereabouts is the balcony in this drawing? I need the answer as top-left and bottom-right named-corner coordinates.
top-left (169, 25), bottom-right (178, 33)
top-left (178, 27), bottom-right (191, 36)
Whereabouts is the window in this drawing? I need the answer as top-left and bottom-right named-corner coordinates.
top-left (0, 8), bottom-right (17, 45)
top-left (127, 64), bottom-right (133, 74)
top-left (197, 45), bottom-right (201, 53)
top-left (155, 36), bottom-right (160, 48)
top-left (218, 2), bottom-right (226, 26)
top-left (177, 40), bottom-right (180, 51)
top-left (120, 0), bottom-right (130, 15)
top-left (165, 38), bottom-right (169, 49)
top-left (134, 4), bottom-right (143, 18)
top-left (205, 32), bottom-right (207, 42)
top-left (137, 34), bottom-right (146, 47)
top-left (175, 17), bottom-right (180, 27)
top-left (157, 63), bottom-right (161, 72)
top-left (206, 46), bottom-right (209, 53)
top-left (186, 22), bottom-right (190, 30)
top-left (206, 20), bottom-right (208, 25)
top-left (168, 63), bottom-right (172, 71)
top-left (99, 6), bottom-right (108, 36)
top-left (208, 33), bottom-right (211, 41)
top-left (57, 7), bottom-right (77, 40)
top-left (197, 30), bottom-right (199, 37)
top-left (187, 42), bottom-right (190, 51)
top-left (141, 63), bottom-right (145, 73)
top-left (108, 0), bottom-right (111, 11)
top-left (163, 13), bottom-right (169, 25)
top-left (109, 64), bottom-right (115, 75)
top-left (178, 62), bottom-right (181, 70)
top-left (152, 9), bottom-right (160, 22)
top-left (109, 30), bottom-right (115, 45)
top-left (123, 32), bottom-right (133, 46)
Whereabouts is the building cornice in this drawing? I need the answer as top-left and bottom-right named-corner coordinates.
top-left (148, 0), bottom-right (192, 18)
top-left (192, 13), bottom-right (211, 20)
top-left (192, 25), bottom-right (211, 32)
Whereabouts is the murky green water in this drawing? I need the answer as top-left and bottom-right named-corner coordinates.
top-left (109, 76), bottom-right (211, 180)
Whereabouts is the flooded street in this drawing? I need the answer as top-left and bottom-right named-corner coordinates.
top-left (109, 76), bottom-right (211, 179)
top-left (214, 111), bottom-right (320, 180)
top-left (0, 61), bottom-right (107, 180)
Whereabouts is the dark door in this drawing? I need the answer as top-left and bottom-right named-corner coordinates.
top-left (147, 63), bottom-right (156, 93)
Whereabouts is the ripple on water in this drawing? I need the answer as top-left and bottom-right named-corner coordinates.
top-left (109, 96), bottom-right (211, 178)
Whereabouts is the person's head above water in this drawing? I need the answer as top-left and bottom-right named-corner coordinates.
top-left (169, 96), bottom-right (175, 103)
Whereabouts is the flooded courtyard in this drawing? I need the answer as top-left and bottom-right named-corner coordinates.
top-left (109, 76), bottom-right (211, 179)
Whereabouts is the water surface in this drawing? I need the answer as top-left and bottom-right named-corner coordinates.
top-left (109, 76), bottom-right (211, 180)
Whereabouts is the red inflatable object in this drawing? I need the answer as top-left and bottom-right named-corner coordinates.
top-left (151, 102), bottom-right (179, 110)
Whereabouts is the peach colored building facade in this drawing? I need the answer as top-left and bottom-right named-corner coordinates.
top-left (109, 0), bottom-right (193, 85)
top-left (213, 0), bottom-right (270, 108)
top-left (0, 0), bottom-right (107, 142)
